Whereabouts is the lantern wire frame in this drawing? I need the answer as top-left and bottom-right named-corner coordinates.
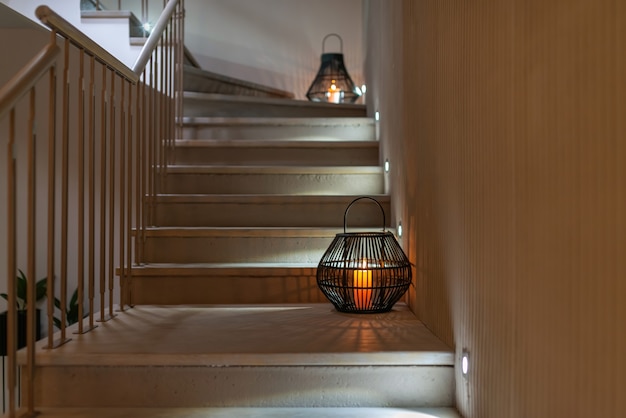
top-left (316, 197), bottom-right (412, 314)
top-left (306, 33), bottom-right (362, 104)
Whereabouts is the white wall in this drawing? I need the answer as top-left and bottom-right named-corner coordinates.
top-left (185, 0), bottom-right (364, 100)
top-left (0, 0), bottom-right (143, 69)
top-left (2, 0), bottom-right (365, 100)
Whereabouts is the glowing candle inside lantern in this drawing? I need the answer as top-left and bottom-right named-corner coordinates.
top-left (327, 82), bottom-right (342, 103)
top-left (353, 259), bottom-right (373, 310)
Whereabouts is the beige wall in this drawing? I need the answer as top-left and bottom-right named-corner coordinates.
top-left (366, 0), bottom-right (626, 416)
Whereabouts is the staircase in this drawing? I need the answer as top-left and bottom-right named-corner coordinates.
top-left (10, 3), bottom-right (459, 416)
top-left (129, 94), bottom-right (390, 305)
top-left (26, 94), bottom-right (460, 417)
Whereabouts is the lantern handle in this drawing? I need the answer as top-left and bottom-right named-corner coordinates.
top-left (344, 196), bottom-right (386, 233)
top-left (322, 33), bottom-right (343, 54)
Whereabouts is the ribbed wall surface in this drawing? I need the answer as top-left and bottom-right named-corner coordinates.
top-left (366, 0), bottom-right (626, 417)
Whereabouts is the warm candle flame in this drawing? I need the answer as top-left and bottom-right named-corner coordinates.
top-left (327, 80), bottom-right (342, 103)
top-left (353, 259), bottom-right (372, 310)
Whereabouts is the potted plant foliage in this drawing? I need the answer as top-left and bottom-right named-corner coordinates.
top-left (53, 288), bottom-right (86, 328)
top-left (0, 269), bottom-right (47, 355)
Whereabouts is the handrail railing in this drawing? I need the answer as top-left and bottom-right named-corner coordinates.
top-left (0, 0), bottom-right (183, 415)
top-left (133, 0), bottom-right (179, 74)
top-left (0, 44), bottom-right (60, 119)
top-left (36, 6), bottom-right (138, 82)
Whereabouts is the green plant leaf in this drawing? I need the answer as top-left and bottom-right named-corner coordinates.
top-left (16, 270), bottom-right (27, 310)
top-left (35, 278), bottom-right (48, 302)
top-left (5, 270), bottom-right (48, 310)
top-left (69, 288), bottom-right (79, 307)
top-left (53, 289), bottom-right (88, 328)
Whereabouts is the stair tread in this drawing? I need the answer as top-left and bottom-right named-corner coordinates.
top-left (173, 139), bottom-right (379, 146)
top-left (153, 193), bottom-right (390, 203)
top-left (31, 407), bottom-right (463, 418)
top-left (34, 304), bottom-right (453, 367)
top-left (184, 67), bottom-right (295, 99)
top-left (130, 262), bottom-right (318, 276)
top-left (165, 165), bottom-right (383, 173)
top-left (182, 116), bottom-right (374, 126)
top-left (142, 226), bottom-right (388, 237)
top-left (184, 91), bottom-right (366, 111)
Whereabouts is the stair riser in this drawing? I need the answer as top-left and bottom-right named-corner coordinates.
top-left (160, 173), bottom-right (384, 195)
top-left (182, 125), bottom-right (375, 141)
top-left (153, 201), bottom-right (390, 227)
top-left (184, 98), bottom-right (367, 118)
top-left (33, 365), bottom-right (454, 408)
top-left (172, 145), bottom-right (379, 166)
top-left (130, 274), bottom-right (325, 305)
top-left (143, 236), bottom-right (332, 263)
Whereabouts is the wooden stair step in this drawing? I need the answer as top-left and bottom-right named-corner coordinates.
top-left (29, 407), bottom-right (463, 418)
top-left (160, 165), bottom-right (384, 195)
top-left (171, 139), bottom-right (379, 166)
top-left (183, 91), bottom-right (367, 118)
top-left (128, 262), bottom-right (320, 304)
top-left (140, 226), bottom-right (385, 264)
top-left (30, 304), bottom-right (455, 408)
top-left (152, 194), bottom-right (390, 227)
top-left (182, 116), bottom-right (376, 141)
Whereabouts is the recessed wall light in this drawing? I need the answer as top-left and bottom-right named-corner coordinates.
top-left (384, 159), bottom-right (390, 173)
top-left (461, 350), bottom-right (470, 377)
top-left (375, 111), bottom-right (380, 121)
top-left (397, 221), bottom-right (403, 238)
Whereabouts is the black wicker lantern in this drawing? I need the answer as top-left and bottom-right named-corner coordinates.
top-left (317, 197), bottom-right (412, 314)
top-left (306, 33), bottom-right (361, 104)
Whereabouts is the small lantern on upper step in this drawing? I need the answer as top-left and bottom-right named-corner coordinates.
top-left (306, 34), bottom-right (361, 104)
top-left (316, 197), bottom-right (412, 314)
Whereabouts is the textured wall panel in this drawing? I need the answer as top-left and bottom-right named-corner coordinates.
top-left (367, 0), bottom-right (626, 417)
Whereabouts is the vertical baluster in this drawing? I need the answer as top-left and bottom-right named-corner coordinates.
top-left (87, 55), bottom-right (97, 331)
top-left (6, 109), bottom-right (17, 417)
top-left (25, 87), bottom-right (37, 416)
top-left (135, 74), bottom-right (144, 266)
top-left (118, 79), bottom-right (126, 311)
top-left (159, 30), bottom-right (165, 182)
top-left (99, 64), bottom-right (107, 323)
top-left (60, 38), bottom-right (70, 342)
top-left (177, 1), bottom-right (184, 140)
top-left (166, 17), bottom-right (172, 167)
top-left (46, 54), bottom-right (57, 349)
top-left (165, 16), bottom-right (171, 166)
top-left (125, 79), bottom-right (134, 307)
top-left (139, 70), bottom-right (147, 264)
top-left (148, 58), bottom-right (155, 226)
top-left (107, 69), bottom-right (116, 320)
top-left (142, 0), bottom-right (147, 37)
top-left (77, 49), bottom-right (85, 335)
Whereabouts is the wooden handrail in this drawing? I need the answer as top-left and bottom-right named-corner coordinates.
top-left (0, 43), bottom-right (60, 120)
top-left (132, 0), bottom-right (180, 74)
top-left (36, 5), bottom-right (138, 83)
